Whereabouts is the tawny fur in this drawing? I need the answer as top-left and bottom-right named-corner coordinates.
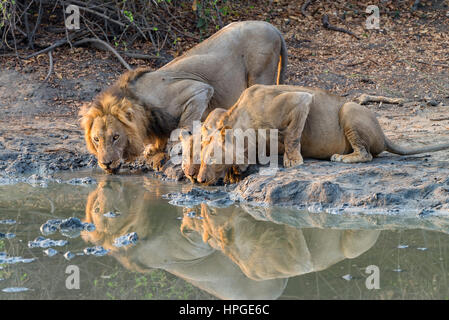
top-left (80, 21), bottom-right (287, 173)
top-left (197, 84), bottom-right (449, 185)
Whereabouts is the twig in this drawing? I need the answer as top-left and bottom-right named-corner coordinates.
top-left (345, 60), bottom-right (366, 67)
top-left (63, 2), bottom-right (126, 28)
top-left (73, 38), bottom-right (132, 70)
top-left (120, 51), bottom-right (162, 60)
top-left (356, 94), bottom-right (405, 105)
top-left (213, 2), bottom-right (224, 28)
top-left (345, 58), bottom-right (379, 67)
top-left (21, 39), bottom-right (67, 59)
top-left (28, 0), bottom-right (43, 49)
top-left (301, 0), bottom-right (313, 17)
top-left (44, 148), bottom-right (77, 154)
top-left (416, 60), bottom-right (449, 68)
top-left (20, 30), bottom-right (87, 60)
top-left (42, 50), bottom-right (53, 83)
top-left (322, 14), bottom-right (360, 40)
top-left (430, 117), bottom-right (449, 121)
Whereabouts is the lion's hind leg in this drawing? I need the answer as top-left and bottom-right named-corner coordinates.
top-left (330, 133), bottom-right (373, 163)
top-left (331, 102), bottom-right (379, 164)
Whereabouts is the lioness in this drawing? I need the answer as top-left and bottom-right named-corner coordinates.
top-left (82, 178), bottom-right (288, 299)
top-left (181, 204), bottom-right (380, 281)
top-left (79, 21), bottom-right (287, 174)
top-left (179, 108), bottom-right (227, 182)
top-left (196, 84), bottom-right (449, 185)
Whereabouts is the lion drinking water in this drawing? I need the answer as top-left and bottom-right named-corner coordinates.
top-left (194, 84), bottom-right (449, 185)
top-left (79, 21), bottom-right (287, 174)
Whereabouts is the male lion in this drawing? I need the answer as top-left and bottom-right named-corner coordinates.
top-left (82, 178), bottom-right (288, 299)
top-left (196, 84), bottom-right (449, 185)
top-left (80, 21), bottom-right (287, 174)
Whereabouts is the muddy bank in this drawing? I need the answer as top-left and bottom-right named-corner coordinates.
top-left (232, 153), bottom-right (449, 212)
top-left (1, 38), bottom-right (449, 213)
top-left (1, 67), bottom-right (449, 213)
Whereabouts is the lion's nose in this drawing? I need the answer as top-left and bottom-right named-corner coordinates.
top-left (196, 175), bottom-right (205, 183)
top-left (102, 161), bottom-right (113, 168)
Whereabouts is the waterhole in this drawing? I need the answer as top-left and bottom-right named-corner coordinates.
top-left (0, 170), bottom-right (449, 300)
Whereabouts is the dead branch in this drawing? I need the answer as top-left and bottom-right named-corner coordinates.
top-left (416, 60), bottom-right (449, 68)
top-left (301, 0), bottom-right (313, 17)
top-left (429, 117), bottom-right (449, 121)
top-left (322, 14), bottom-right (360, 40)
top-left (21, 30), bottom-right (88, 60)
top-left (73, 38), bottom-right (132, 70)
top-left (42, 50), bottom-right (53, 82)
top-left (213, 2), bottom-right (224, 28)
top-left (356, 94), bottom-right (405, 105)
top-left (62, 1), bottom-right (126, 28)
top-left (120, 51), bottom-right (162, 60)
top-left (28, 0), bottom-right (43, 49)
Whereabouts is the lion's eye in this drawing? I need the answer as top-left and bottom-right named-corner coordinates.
top-left (113, 135), bottom-right (119, 141)
top-left (93, 137), bottom-right (99, 142)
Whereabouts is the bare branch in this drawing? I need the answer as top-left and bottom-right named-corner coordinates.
top-left (73, 37), bottom-right (132, 70)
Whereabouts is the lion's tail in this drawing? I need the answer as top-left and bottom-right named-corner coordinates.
top-left (276, 29), bottom-right (288, 85)
top-left (385, 137), bottom-right (449, 155)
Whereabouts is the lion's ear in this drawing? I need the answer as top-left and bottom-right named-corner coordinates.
top-left (78, 104), bottom-right (91, 128)
top-left (125, 109), bottom-right (133, 122)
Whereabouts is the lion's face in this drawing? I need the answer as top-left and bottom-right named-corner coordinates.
top-left (196, 131), bottom-right (230, 185)
top-left (179, 131), bottom-right (201, 183)
top-left (80, 90), bottom-right (148, 174)
top-left (90, 115), bottom-right (129, 174)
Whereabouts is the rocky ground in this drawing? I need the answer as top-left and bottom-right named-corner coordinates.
top-left (0, 1), bottom-right (448, 211)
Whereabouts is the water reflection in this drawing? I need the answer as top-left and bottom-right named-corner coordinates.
top-left (82, 177), bottom-right (380, 299)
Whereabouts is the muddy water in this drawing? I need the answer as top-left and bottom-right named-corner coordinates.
top-left (0, 170), bottom-right (449, 300)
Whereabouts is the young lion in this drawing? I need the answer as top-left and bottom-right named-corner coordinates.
top-left (196, 84), bottom-right (449, 185)
top-left (179, 108), bottom-right (227, 182)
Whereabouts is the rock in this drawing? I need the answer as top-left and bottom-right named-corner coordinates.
top-left (342, 274), bottom-right (353, 281)
top-left (40, 217), bottom-right (95, 238)
top-left (0, 232), bottom-right (15, 239)
top-left (2, 287), bottom-right (30, 293)
top-left (66, 177), bottom-right (97, 185)
top-left (232, 158), bottom-right (449, 212)
top-left (0, 219), bottom-right (16, 225)
top-left (0, 254), bottom-right (35, 264)
top-left (104, 211), bottom-right (120, 218)
top-left (206, 198), bottom-right (235, 208)
top-left (63, 251), bottom-right (75, 260)
top-left (164, 188), bottom-right (230, 208)
top-left (83, 246), bottom-right (109, 256)
top-left (43, 248), bottom-right (58, 257)
top-left (113, 232), bottom-right (138, 248)
top-left (28, 236), bottom-right (68, 248)
top-left (427, 100), bottom-right (440, 106)
top-left (40, 219), bottom-right (63, 235)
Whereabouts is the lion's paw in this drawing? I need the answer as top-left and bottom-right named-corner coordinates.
top-left (283, 154), bottom-right (304, 168)
top-left (330, 154), bottom-right (343, 162)
top-left (147, 152), bottom-right (169, 171)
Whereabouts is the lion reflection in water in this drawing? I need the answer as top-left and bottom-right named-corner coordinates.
top-left (82, 178), bottom-right (380, 299)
